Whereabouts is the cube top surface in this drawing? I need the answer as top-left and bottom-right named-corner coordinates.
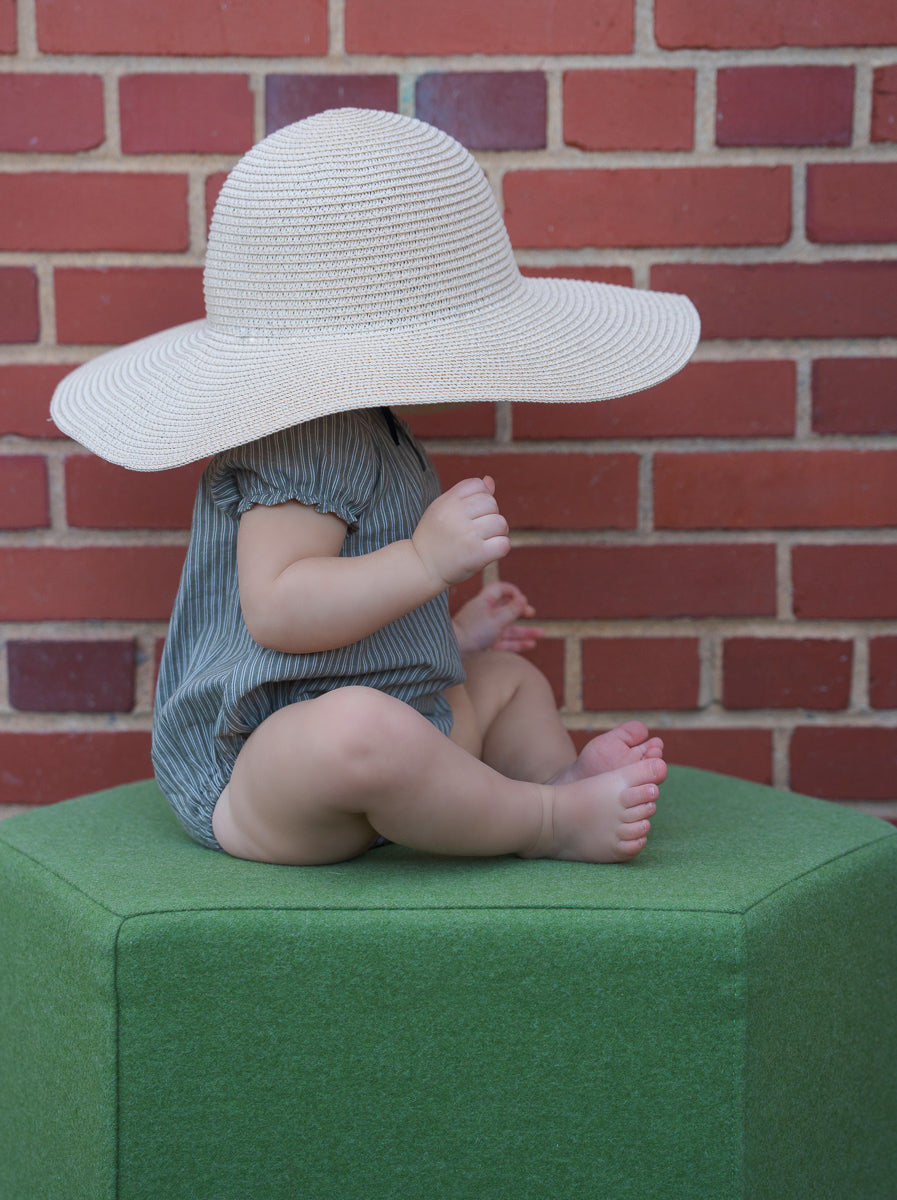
top-left (1, 766), bottom-right (893, 918)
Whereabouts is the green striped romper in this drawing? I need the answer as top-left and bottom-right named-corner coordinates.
top-left (153, 408), bottom-right (465, 850)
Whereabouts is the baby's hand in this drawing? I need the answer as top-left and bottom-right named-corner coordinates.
top-left (453, 581), bottom-right (544, 655)
top-left (412, 476), bottom-right (510, 589)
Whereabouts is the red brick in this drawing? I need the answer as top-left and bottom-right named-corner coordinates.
top-left (807, 163), bottom-right (897, 243)
top-left (55, 267), bottom-right (204, 345)
top-left (870, 638), bottom-right (897, 710)
top-left (0, 456), bottom-right (49, 529)
top-left (812, 358), bottom-right (897, 435)
top-left (513, 360), bottom-right (796, 440)
top-left (345, 0), bottom-right (632, 55)
top-left (0, 732), bottom-right (153, 805)
top-left (655, 450), bottom-right (897, 530)
top-left (871, 66), bottom-right (897, 144)
top-left (7, 639), bottom-right (135, 712)
top-left (431, 452), bottom-right (639, 530)
top-left (519, 265), bottom-right (634, 288)
top-left (658, 729), bottom-right (773, 784)
top-left (0, 74), bottom-right (104, 151)
top-left (120, 74), bottom-right (253, 154)
top-left (1, 363), bottom-right (73, 438)
top-left (793, 545), bottom-right (897, 620)
top-left (564, 69), bottom-right (694, 152)
top-left (265, 74), bottom-right (398, 135)
top-left (508, 543), bottom-right (776, 620)
top-left (0, 0), bottom-right (15, 52)
top-left (651, 262), bottom-right (897, 340)
top-left (397, 403), bottom-right (496, 440)
top-left (791, 727), bottom-right (897, 801)
top-left (65, 456), bottom-right (204, 529)
top-left (656, 0), bottom-right (897, 48)
top-left (582, 637), bottom-right (700, 711)
top-left (0, 268), bottom-right (38, 343)
top-left (723, 638), bottom-right (852, 711)
top-left (0, 547), bottom-right (185, 620)
top-left (36, 0), bottom-right (327, 55)
top-left (0, 173), bottom-right (188, 252)
top-left (416, 72), bottom-right (546, 151)
top-left (716, 66), bottom-right (853, 148)
top-left (504, 167), bottom-right (790, 249)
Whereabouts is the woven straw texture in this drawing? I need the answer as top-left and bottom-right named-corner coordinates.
top-left (50, 108), bottom-right (700, 471)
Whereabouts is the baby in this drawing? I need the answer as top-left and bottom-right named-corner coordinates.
top-left (50, 109), bottom-right (699, 867)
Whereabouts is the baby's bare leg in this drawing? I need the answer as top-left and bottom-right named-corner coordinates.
top-left (461, 651), bottom-right (663, 783)
top-left (461, 650), bottom-right (665, 859)
top-left (212, 682), bottom-right (661, 867)
top-left (212, 686), bottom-right (551, 865)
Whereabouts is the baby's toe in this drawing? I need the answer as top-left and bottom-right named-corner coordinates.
top-left (619, 818), bottom-right (651, 842)
top-left (622, 798), bottom-right (657, 823)
top-left (613, 834), bottom-right (648, 861)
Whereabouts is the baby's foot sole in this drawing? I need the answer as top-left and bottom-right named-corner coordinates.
top-left (551, 722), bottom-right (664, 785)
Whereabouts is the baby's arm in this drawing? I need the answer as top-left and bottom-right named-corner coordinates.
top-left (453, 581), bottom-right (544, 654)
top-left (238, 476), bottom-right (509, 653)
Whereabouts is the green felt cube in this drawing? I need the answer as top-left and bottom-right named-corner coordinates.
top-left (1, 766), bottom-right (895, 1199)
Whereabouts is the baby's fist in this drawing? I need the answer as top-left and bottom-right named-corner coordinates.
top-left (412, 476), bottom-right (510, 589)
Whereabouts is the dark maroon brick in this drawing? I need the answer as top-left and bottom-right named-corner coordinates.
top-left (716, 65), bottom-right (854, 147)
top-left (266, 75), bottom-right (398, 135)
top-left (8, 640), bottom-right (136, 712)
top-left (416, 72), bottom-right (547, 151)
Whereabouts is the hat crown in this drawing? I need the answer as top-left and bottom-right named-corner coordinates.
top-left (204, 108), bottom-right (521, 338)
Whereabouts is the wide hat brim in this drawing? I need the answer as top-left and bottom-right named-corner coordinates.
top-left (52, 275), bottom-right (699, 471)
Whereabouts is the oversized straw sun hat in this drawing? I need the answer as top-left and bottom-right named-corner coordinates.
top-left (51, 107), bottom-right (700, 472)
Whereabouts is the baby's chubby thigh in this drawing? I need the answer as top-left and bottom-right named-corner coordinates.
top-left (445, 683), bottom-right (484, 759)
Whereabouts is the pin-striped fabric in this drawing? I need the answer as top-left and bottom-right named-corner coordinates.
top-left (153, 408), bottom-right (463, 849)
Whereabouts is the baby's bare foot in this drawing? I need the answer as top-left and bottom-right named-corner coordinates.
top-left (522, 757), bottom-right (666, 864)
top-left (550, 721), bottom-right (664, 786)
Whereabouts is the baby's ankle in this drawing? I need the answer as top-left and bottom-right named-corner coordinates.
top-left (517, 783), bottom-right (556, 859)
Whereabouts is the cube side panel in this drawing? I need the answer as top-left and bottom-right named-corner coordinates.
top-left (115, 906), bottom-right (745, 1200)
top-left (0, 843), bottom-right (120, 1200)
top-left (745, 835), bottom-right (897, 1196)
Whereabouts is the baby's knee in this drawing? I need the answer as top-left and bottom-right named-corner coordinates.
top-left (314, 686), bottom-right (421, 765)
top-left (464, 648), bottom-right (546, 689)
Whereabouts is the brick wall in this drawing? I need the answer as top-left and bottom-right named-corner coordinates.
top-left (1, 0), bottom-right (896, 821)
